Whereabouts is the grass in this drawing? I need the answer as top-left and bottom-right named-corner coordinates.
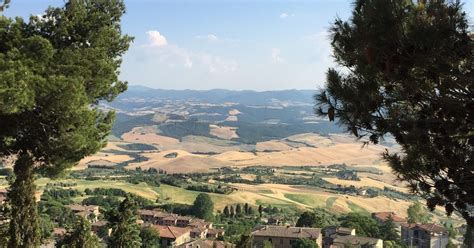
top-left (326, 197), bottom-right (338, 209)
top-left (284, 193), bottom-right (326, 208)
top-left (347, 201), bottom-right (370, 215)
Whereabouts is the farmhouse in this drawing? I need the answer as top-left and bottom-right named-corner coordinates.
top-left (401, 223), bottom-right (449, 248)
top-left (67, 204), bottom-right (100, 222)
top-left (153, 225), bottom-right (192, 247)
top-left (251, 225), bottom-right (322, 248)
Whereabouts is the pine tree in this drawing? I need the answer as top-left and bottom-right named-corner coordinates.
top-left (314, 0), bottom-right (474, 226)
top-left (0, 0), bottom-right (132, 245)
top-left (258, 205), bottom-right (263, 217)
top-left (108, 196), bottom-right (142, 247)
top-left (56, 217), bottom-right (101, 248)
top-left (244, 203), bottom-right (249, 215)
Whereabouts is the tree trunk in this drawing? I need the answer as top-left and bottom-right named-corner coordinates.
top-left (7, 152), bottom-right (41, 248)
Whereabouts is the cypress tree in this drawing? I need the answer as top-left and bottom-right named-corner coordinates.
top-left (223, 206), bottom-right (230, 218)
top-left (108, 196), bottom-right (142, 248)
top-left (236, 204), bottom-right (242, 216)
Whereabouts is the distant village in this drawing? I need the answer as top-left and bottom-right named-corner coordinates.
top-left (0, 184), bottom-right (456, 248)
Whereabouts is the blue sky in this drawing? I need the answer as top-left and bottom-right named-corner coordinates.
top-left (4, 0), bottom-right (474, 91)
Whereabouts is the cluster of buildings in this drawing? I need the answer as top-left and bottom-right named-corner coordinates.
top-left (251, 211), bottom-right (451, 248)
top-left (137, 209), bottom-right (227, 247)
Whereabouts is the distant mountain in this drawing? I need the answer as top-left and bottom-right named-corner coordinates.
top-left (115, 85), bottom-right (317, 105)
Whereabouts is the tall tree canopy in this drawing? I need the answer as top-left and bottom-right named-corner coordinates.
top-left (107, 195), bottom-right (142, 247)
top-left (0, 0), bottom-right (132, 246)
top-left (407, 202), bottom-right (432, 224)
top-left (339, 213), bottom-right (380, 238)
top-left (315, 0), bottom-right (474, 226)
top-left (192, 193), bottom-right (214, 221)
top-left (55, 217), bottom-right (101, 248)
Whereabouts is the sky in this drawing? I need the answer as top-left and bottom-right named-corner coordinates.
top-left (4, 0), bottom-right (474, 91)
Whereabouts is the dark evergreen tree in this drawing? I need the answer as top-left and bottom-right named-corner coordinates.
top-left (56, 217), bottom-right (101, 248)
top-left (236, 204), bottom-right (242, 216)
top-left (140, 226), bottom-right (160, 248)
top-left (108, 195), bottom-right (142, 247)
top-left (315, 0), bottom-right (474, 226)
top-left (464, 225), bottom-right (473, 248)
top-left (223, 206), bottom-right (230, 218)
top-left (379, 216), bottom-right (399, 242)
top-left (258, 205), bottom-right (263, 217)
top-left (0, 0), bottom-right (132, 245)
top-left (192, 193), bottom-right (214, 221)
top-left (244, 203), bottom-right (249, 215)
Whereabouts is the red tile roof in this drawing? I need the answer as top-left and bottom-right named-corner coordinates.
top-left (252, 225), bottom-right (321, 239)
top-left (153, 225), bottom-right (190, 239)
top-left (372, 212), bottom-right (406, 223)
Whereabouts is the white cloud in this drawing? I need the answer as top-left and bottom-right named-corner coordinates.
top-left (196, 34), bottom-right (219, 42)
top-left (141, 31), bottom-right (237, 73)
top-left (271, 48), bottom-right (286, 64)
top-left (280, 13), bottom-right (289, 19)
top-left (146, 30), bottom-right (168, 47)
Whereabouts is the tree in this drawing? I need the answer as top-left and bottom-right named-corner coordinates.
top-left (383, 241), bottom-right (403, 248)
top-left (407, 202), bottom-right (432, 224)
top-left (260, 240), bottom-right (272, 248)
top-left (339, 213), bottom-right (380, 238)
top-left (0, 0), bottom-right (132, 245)
top-left (292, 238), bottom-right (319, 248)
top-left (235, 234), bottom-right (252, 248)
top-left (244, 203), bottom-right (249, 215)
top-left (108, 195), bottom-right (142, 247)
top-left (140, 226), bottom-right (160, 248)
top-left (56, 217), bottom-right (101, 248)
top-left (314, 0), bottom-right (474, 226)
top-left (192, 193), bottom-right (214, 221)
top-left (236, 204), bottom-right (242, 216)
top-left (223, 206), bottom-right (230, 218)
top-left (258, 205), bottom-right (263, 217)
top-left (379, 216), bottom-right (399, 242)
top-left (464, 225), bottom-right (473, 248)
top-left (296, 209), bottom-right (338, 228)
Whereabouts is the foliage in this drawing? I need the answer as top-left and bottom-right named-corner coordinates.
top-left (83, 196), bottom-right (122, 211)
top-left (140, 226), bottom-right (161, 248)
top-left (118, 143), bottom-right (157, 151)
top-left (464, 225), bottom-right (473, 248)
top-left (192, 193), bottom-right (214, 221)
top-left (56, 217), bottom-right (101, 248)
top-left (296, 209), bottom-right (339, 228)
top-left (407, 202), bottom-right (432, 224)
top-left (339, 213), bottom-right (380, 238)
top-left (108, 195), bottom-right (142, 247)
top-left (0, 0), bottom-right (131, 243)
top-left (292, 238), bottom-right (319, 248)
top-left (379, 216), bottom-right (399, 242)
top-left (315, 0), bottom-right (474, 225)
top-left (235, 234), bottom-right (252, 248)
